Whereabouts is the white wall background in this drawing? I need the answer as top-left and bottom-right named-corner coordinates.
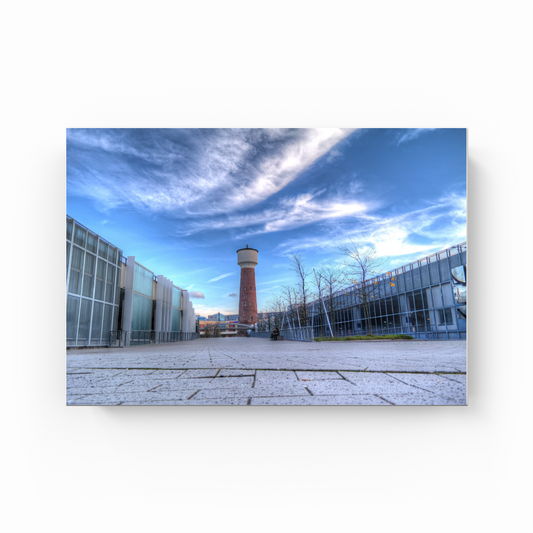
top-left (1, 1), bottom-right (532, 532)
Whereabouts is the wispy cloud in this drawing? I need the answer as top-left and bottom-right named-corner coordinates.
top-left (67, 128), bottom-right (356, 217)
top-left (397, 128), bottom-right (436, 145)
top-left (179, 189), bottom-right (373, 237)
top-left (228, 293), bottom-right (237, 297)
top-left (208, 272), bottom-right (235, 283)
top-left (276, 194), bottom-right (466, 259)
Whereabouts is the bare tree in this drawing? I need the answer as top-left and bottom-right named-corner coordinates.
top-left (288, 253), bottom-right (312, 327)
top-left (338, 239), bottom-right (386, 336)
top-left (265, 293), bottom-right (285, 330)
top-left (316, 264), bottom-right (345, 336)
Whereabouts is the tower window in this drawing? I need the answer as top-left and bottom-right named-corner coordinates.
top-left (243, 302), bottom-right (246, 306)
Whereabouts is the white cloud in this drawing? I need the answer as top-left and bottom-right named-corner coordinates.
top-left (208, 272), bottom-right (235, 283)
top-left (397, 128), bottom-right (436, 145)
top-left (276, 195), bottom-right (466, 260)
top-left (180, 189), bottom-right (373, 237)
top-left (189, 291), bottom-right (205, 299)
top-left (68, 128), bottom-right (356, 218)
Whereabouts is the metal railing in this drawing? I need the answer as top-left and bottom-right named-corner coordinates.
top-left (109, 330), bottom-right (199, 347)
top-left (250, 327), bottom-right (315, 342)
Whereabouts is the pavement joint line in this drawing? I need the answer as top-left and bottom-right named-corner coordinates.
top-left (251, 371), bottom-right (257, 389)
top-left (147, 384), bottom-right (163, 392)
top-left (304, 387), bottom-right (313, 396)
top-left (187, 390), bottom-right (200, 400)
top-left (383, 372), bottom-right (435, 394)
top-left (117, 380), bottom-right (134, 387)
top-left (68, 367), bottom-right (466, 375)
top-left (247, 398), bottom-right (252, 405)
top-left (376, 394), bottom-right (395, 405)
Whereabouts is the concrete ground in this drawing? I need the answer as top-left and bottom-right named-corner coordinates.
top-left (67, 337), bottom-right (467, 406)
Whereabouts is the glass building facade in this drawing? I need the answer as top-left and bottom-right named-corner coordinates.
top-left (67, 216), bottom-right (197, 348)
top-left (308, 242), bottom-right (467, 340)
top-left (66, 216), bottom-right (122, 346)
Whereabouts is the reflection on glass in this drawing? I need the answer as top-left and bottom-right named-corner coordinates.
top-left (453, 285), bottom-right (467, 304)
top-left (457, 305), bottom-right (466, 319)
top-left (451, 265), bottom-right (466, 285)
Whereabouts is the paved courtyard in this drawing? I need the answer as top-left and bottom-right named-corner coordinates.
top-left (67, 337), bottom-right (467, 406)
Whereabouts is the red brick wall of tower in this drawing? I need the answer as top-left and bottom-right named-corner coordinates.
top-left (238, 267), bottom-right (257, 325)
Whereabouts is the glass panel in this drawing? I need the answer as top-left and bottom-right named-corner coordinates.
top-left (77, 299), bottom-right (92, 344)
top-left (113, 304), bottom-right (119, 331)
top-left (439, 258), bottom-right (451, 281)
top-left (108, 246), bottom-right (117, 265)
top-left (420, 265), bottom-right (430, 286)
top-left (397, 274), bottom-right (405, 292)
top-left (437, 309), bottom-right (445, 326)
top-left (86, 232), bottom-right (98, 254)
top-left (132, 293), bottom-right (153, 330)
top-left (429, 261), bottom-right (440, 284)
top-left (422, 289), bottom-right (429, 309)
top-left (98, 240), bottom-right (108, 261)
top-left (431, 286), bottom-right (443, 308)
top-left (66, 242), bottom-right (71, 279)
top-left (134, 263), bottom-right (154, 298)
top-left (95, 258), bottom-right (107, 301)
top-left (115, 268), bottom-right (121, 305)
top-left (444, 308), bottom-right (454, 325)
top-left (105, 265), bottom-right (116, 303)
top-left (451, 265), bottom-right (466, 285)
top-left (414, 290), bottom-right (424, 311)
top-left (73, 225), bottom-right (87, 248)
top-left (91, 302), bottom-right (103, 341)
top-left (172, 307), bottom-right (181, 332)
top-left (68, 246), bottom-right (84, 295)
top-left (172, 286), bottom-right (181, 309)
top-left (406, 292), bottom-right (415, 312)
top-left (102, 304), bottom-right (113, 342)
top-left (405, 272), bottom-right (413, 291)
top-left (453, 285), bottom-right (467, 304)
top-left (392, 295), bottom-right (399, 314)
top-left (82, 252), bottom-right (96, 298)
top-left (442, 283), bottom-right (454, 306)
top-left (412, 270), bottom-right (421, 289)
top-left (416, 311), bottom-right (425, 330)
top-left (449, 253), bottom-right (461, 268)
top-left (66, 295), bottom-right (80, 345)
top-left (66, 218), bottom-right (73, 241)
top-left (457, 305), bottom-right (467, 319)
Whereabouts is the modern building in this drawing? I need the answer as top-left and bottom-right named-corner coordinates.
top-left (66, 216), bottom-right (198, 347)
top-left (237, 245), bottom-right (258, 329)
top-left (273, 242), bottom-right (467, 340)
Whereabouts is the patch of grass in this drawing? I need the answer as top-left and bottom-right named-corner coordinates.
top-left (314, 334), bottom-right (414, 342)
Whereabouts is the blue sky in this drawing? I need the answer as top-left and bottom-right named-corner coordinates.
top-left (67, 128), bottom-right (466, 317)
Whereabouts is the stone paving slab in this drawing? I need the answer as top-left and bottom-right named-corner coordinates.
top-left (251, 395), bottom-right (391, 406)
top-left (378, 393), bottom-right (464, 406)
top-left (66, 338), bottom-right (466, 406)
top-left (338, 372), bottom-right (420, 394)
top-left (384, 373), bottom-right (467, 402)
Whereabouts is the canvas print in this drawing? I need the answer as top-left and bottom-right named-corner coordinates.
top-left (66, 128), bottom-right (467, 406)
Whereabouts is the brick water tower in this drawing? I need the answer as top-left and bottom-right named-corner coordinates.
top-left (237, 245), bottom-right (258, 330)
